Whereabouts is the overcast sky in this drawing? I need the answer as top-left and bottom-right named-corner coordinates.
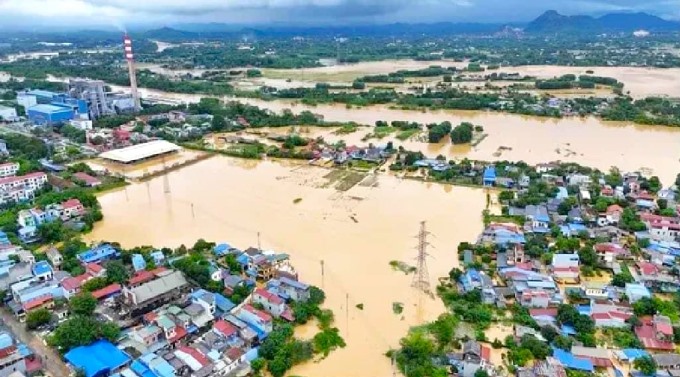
top-left (1, 0), bottom-right (679, 30)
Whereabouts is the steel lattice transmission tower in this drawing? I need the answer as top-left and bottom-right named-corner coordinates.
top-left (412, 221), bottom-right (431, 294)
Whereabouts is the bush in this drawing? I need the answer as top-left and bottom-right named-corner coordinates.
top-left (450, 122), bottom-right (474, 144)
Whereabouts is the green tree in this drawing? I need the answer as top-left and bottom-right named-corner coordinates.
top-left (26, 308), bottom-right (52, 330)
top-left (69, 293), bottom-right (97, 316)
top-left (634, 356), bottom-right (657, 375)
top-left (450, 122), bottom-right (474, 144)
top-left (105, 260), bottom-right (129, 284)
top-left (578, 246), bottom-right (598, 267)
top-left (251, 358), bottom-right (265, 375)
top-left (81, 277), bottom-right (109, 293)
top-left (48, 316), bottom-right (120, 352)
top-left (211, 115), bottom-right (227, 131)
top-left (553, 335), bottom-right (573, 351)
top-left (633, 297), bottom-right (657, 317)
top-left (474, 370), bottom-right (489, 377)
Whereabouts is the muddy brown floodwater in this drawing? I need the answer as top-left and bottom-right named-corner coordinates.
top-left (85, 156), bottom-right (487, 377)
top-left (108, 84), bottom-right (680, 185)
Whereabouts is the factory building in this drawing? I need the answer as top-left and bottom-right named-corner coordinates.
top-left (24, 90), bottom-right (63, 104)
top-left (0, 106), bottom-right (18, 122)
top-left (27, 105), bottom-right (74, 126)
top-left (16, 93), bottom-right (37, 109)
top-left (68, 79), bottom-right (114, 119)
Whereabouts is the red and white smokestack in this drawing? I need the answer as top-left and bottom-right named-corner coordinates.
top-left (123, 34), bottom-right (141, 112)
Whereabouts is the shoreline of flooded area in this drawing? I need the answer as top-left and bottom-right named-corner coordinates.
top-left (85, 156), bottom-right (487, 377)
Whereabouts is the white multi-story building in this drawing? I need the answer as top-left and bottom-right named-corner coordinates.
top-left (0, 163), bottom-right (19, 178)
top-left (0, 172), bottom-right (47, 191)
top-left (0, 186), bottom-right (37, 206)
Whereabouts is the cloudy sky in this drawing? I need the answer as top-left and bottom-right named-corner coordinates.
top-left (0, 0), bottom-right (679, 30)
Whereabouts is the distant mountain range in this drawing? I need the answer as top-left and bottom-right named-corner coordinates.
top-left (525, 10), bottom-right (680, 33)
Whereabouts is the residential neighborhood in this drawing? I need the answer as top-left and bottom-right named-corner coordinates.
top-left (444, 163), bottom-right (680, 377)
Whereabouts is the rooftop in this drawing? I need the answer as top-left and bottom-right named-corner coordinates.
top-left (99, 140), bottom-right (181, 164)
top-left (28, 104), bottom-right (72, 114)
top-left (128, 270), bottom-right (187, 305)
top-left (64, 340), bottom-right (131, 377)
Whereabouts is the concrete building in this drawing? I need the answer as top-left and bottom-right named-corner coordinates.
top-left (0, 106), bottom-right (18, 122)
top-left (0, 333), bottom-right (28, 377)
top-left (0, 163), bottom-right (19, 178)
top-left (68, 79), bottom-right (113, 119)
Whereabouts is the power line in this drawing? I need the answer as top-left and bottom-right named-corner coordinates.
top-left (412, 221), bottom-right (431, 295)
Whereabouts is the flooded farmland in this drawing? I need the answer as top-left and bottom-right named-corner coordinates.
top-left (85, 157), bottom-right (487, 377)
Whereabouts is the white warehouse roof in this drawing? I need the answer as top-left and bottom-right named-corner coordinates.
top-left (99, 140), bottom-right (181, 163)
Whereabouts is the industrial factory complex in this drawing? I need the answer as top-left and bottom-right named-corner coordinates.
top-left (1, 34), bottom-right (142, 126)
top-left (18, 80), bottom-right (136, 126)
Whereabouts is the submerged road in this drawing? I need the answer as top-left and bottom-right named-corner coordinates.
top-left (0, 308), bottom-right (71, 377)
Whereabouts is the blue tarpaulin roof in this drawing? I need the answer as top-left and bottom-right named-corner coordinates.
top-left (561, 325), bottom-right (577, 336)
top-left (621, 349), bottom-right (649, 360)
top-left (65, 340), bottom-right (131, 377)
top-left (552, 348), bottom-right (594, 372)
top-left (214, 243), bottom-right (231, 255)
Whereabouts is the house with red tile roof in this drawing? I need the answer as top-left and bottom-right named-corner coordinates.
top-left (61, 272), bottom-right (93, 298)
top-left (61, 198), bottom-right (85, 219)
top-left (520, 290), bottom-right (550, 308)
top-left (594, 243), bottom-right (629, 264)
top-left (91, 283), bottom-right (121, 300)
top-left (86, 262), bottom-right (106, 277)
top-left (73, 172), bottom-right (101, 187)
top-left (252, 288), bottom-right (288, 319)
top-left (636, 316), bottom-right (675, 351)
top-left (236, 304), bottom-right (273, 337)
top-left (213, 319), bottom-right (238, 339)
top-left (22, 294), bottom-right (54, 313)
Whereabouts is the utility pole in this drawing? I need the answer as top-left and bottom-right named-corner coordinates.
top-left (162, 156), bottom-right (170, 194)
top-left (345, 293), bottom-right (349, 337)
top-left (257, 232), bottom-right (261, 251)
top-left (191, 203), bottom-right (195, 219)
top-left (412, 221), bottom-right (431, 294)
top-left (320, 260), bottom-right (325, 289)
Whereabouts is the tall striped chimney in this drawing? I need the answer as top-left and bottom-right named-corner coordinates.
top-left (123, 34), bottom-right (141, 112)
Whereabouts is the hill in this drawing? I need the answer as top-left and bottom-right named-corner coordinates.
top-left (525, 10), bottom-right (680, 33)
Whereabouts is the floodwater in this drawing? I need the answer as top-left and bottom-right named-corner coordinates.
top-left (85, 156), bottom-right (487, 377)
top-left (263, 60), bottom-right (680, 98)
top-left (107, 84), bottom-right (680, 185)
top-left (231, 101), bottom-right (680, 185)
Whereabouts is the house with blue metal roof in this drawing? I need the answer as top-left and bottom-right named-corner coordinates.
top-left (213, 243), bottom-right (231, 256)
top-left (0, 231), bottom-right (9, 246)
top-left (551, 348), bottom-right (594, 372)
top-left (77, 244), bottom-right (119, 264)
top-left (65, 340), bottom-right (131, 377)
top-left (31, 261), bottom-right (53, 281)
top-left (150, 251), bottom-right (165, 266)
top-left (214, 293), bottom-right (236, 316)
top-left (483, 166), bottom-right (496, 186)
top-left (132, 254), bottom-right (146, 272)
